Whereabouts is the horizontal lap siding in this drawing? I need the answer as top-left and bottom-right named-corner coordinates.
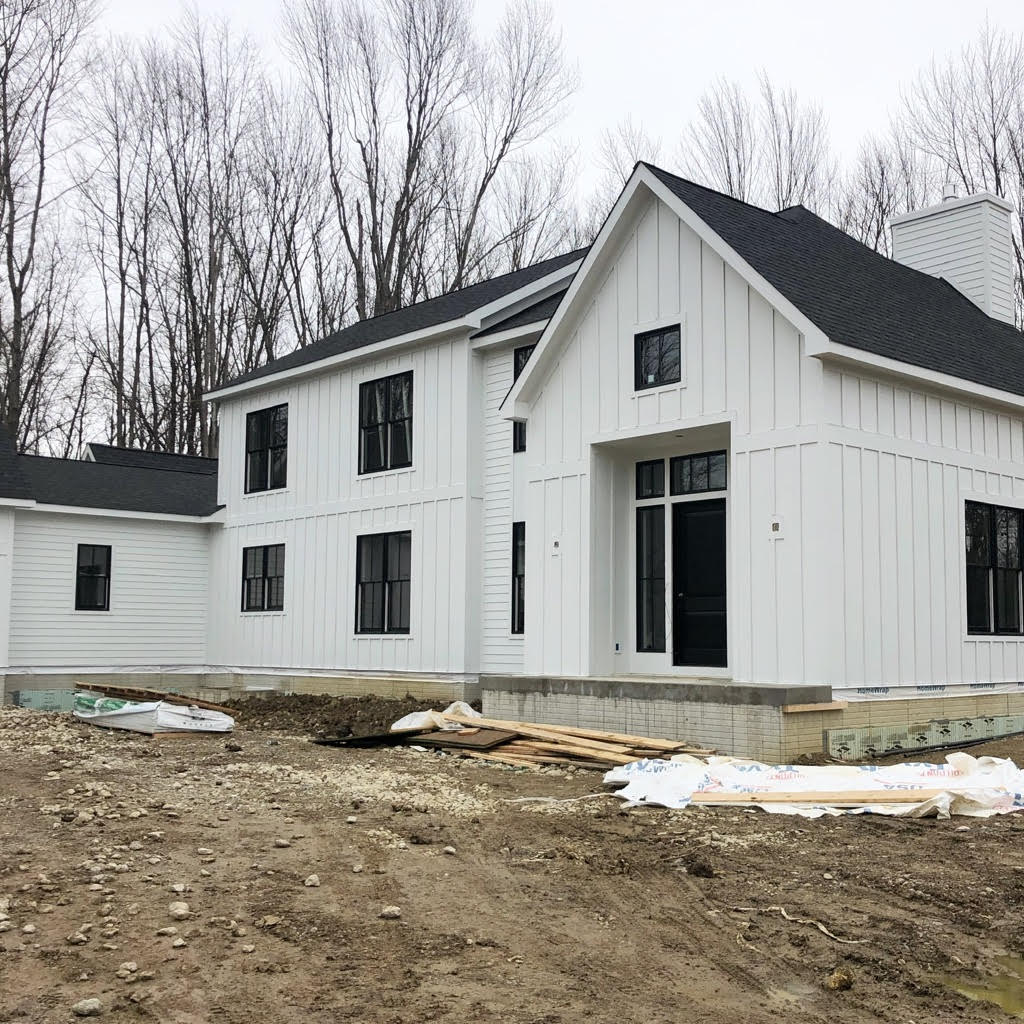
top-left (9, 511), bottom-right (209, 666)
top-left (480, 347), bottom-right (523, 672)
top-left (824, 368), bottom-right (1024, 689)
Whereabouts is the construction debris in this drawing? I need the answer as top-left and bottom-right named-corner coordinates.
top-left (73, 685), bottom-right (234, 736)
top-left (604, 752), bottom-right (1024, 817)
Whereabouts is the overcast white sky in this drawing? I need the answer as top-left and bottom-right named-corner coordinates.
top-left (97, 0), bottom-right (1024, 183)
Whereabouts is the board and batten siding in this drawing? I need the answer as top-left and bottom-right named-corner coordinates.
top-left (820, 366), bottom-right (1024, 693)
top-left (208, 334), bottom-right (475, 675)
top-left (8, 510), bottom-right (210, 667)
top-left (478, 345), bottom-right (524, 672)
top-left (523, 194), bottom-right (825, 682)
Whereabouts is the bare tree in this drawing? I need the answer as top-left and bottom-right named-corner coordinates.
top-left (283, 0), bottom-right (577, 319)
top-left (683, 78), bottom-right (756, 202)
top-left (0, 0), bottom-right (94, 450)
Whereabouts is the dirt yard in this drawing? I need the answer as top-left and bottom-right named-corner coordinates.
top-left (3, 700), bottom-right (1024, 1023)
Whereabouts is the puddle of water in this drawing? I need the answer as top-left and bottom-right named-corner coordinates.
top-left (941, 955), bottom-right (1024, 1017)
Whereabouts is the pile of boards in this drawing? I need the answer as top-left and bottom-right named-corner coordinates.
top-left (412, 711), bottom-right (713, 769)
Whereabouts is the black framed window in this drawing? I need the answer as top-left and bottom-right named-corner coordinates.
top-left (634, 324), bottom-right (681, 391)
top-left (245, 404), bottom-right (288, 493)
top-left (359, 371), bottom-right (413, 474)
top-left (511, 521), bottom-right (526, 634)
top-left (967, 501), bottom-right (1023, 635)
top-left (671, 451), bottom-right (727, 495)
top-left (636, 506), bottom-right (666, 652)
top-left (355, 531), bottom-right (411, 633)
top-left (75, 544), bottom-right (111, 611)
top-left (242, 544), bottom-right (285, 612)
top-left (636, 460), bottom-right (665, 499)
top-left (511, 344), bottom-right (535, 453)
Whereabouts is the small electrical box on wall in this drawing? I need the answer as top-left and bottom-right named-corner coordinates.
top-left (551, 535), bottom-right (561, 557)
top-left (769, 515), bottom-right (784, 540)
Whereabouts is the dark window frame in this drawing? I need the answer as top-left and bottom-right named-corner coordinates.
top-left (511, 521), bottom-right (526, 634)
top-left (355, 531), bottom-right (412, 634)
top-left (636, 505), bottom-right (666, 652)
top-left (966, 500), bottom-right (1023, 636)
top-left (358, 371), bottom-right (413, 475)
top-left (75, 544), bottom-right (111, 611)
top-left (241, 544), bottom-right (286, 613)
top-left (635, 459), bottom-right (665, 500)
top-left (670, 451), bottom-right (728, 496)
top-left (511, 344), bottom-right (535, 453)
top-left (633, 324), bottom-right (682, 391)
top-left (245, 404), bottom-right (288, 494)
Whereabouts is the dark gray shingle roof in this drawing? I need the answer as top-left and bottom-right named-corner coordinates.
top-left (646, 163), bottom-right (1024, 398)
top-left (0, 426), bottom-right (32, 500)
top-left (86, 443), bottom-right (218, 475)
top-left (471, 290), bottom-right (568, 339)
top-left (18, 455), bottom-right (219, 517)
top-left (217, 248), bottom-right (587, 392)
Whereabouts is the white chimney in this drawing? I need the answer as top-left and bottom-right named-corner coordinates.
top-left (891, 191), bottom-right (1015, 325)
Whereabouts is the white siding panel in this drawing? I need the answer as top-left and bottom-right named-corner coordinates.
top-left (9, 511), bottom-right (209, 666)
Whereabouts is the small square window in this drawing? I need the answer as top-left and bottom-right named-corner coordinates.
top-left (635, 460), bottom-right (665, 499)
top-left (634, 325), bottom-right (681, 391)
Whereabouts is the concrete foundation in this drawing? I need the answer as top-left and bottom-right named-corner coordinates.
top-left (480, 676), bottom-right (1024, 761)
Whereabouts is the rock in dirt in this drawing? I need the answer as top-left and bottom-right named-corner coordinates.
top-left (379, 906), bottom-right (401, 920)
top-left (274, 838), bottom-right (291, 848)
top-left (825, 967), bottom-right (854, 991)
top-left (224, 742), bottom-right (243, 753)
top-left (443, 846), bottom-right (457, 856)
top-left (168, 902), bottom-right (190, 920)
top-left (303, 874), bottom-right (320, 887)
top-left (71, 998), bottom-right (103, 1017)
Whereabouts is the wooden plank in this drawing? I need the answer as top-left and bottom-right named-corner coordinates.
top-left (75, 681), bottom-right (235, 716)
top-left (442, 712), bottom-right (701, 753)
top-left (504, 739), bottom-right (635, 765)
top-left (781, 701), bottom-right (849, 714)
top-left (442, 713), bottom-right (637, 754)
top-left (688, 789), bottom-right (948, 805)
top-left (411, 728), bottom-right (517, 750)
top-left (461, 749), bottom-right (606, 770)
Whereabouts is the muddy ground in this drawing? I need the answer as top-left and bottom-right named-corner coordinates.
top-left (3, 702), bottom-right (1024, 1023)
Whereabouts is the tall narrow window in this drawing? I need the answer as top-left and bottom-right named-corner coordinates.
top-left (966, 501), bottom-right (1023, 635)
top-left (75, 544), bottom-right (111, 611)
top-left (245, 404), bottom-right (288, 493)
top-left (242, 544), bottom-right (285, 612)
top-left (634, 325), bottom-right (681, 390)
top-left (636, 506), bottom-right (666, 652)
top-left (359, 371), bottom-right (413, 474)
top-left (356, 531), bottom-right (411, 633)
top-left (511, 521), bottom-right (526, 634)
top-left (512, 344), bottom-right (535, 453)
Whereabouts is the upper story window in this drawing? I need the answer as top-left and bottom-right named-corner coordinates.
top-left (360, 371), bottom-right (413, 474)
top-left (245, 404), bottom-right (288, 493)
top-left (242, 544), bottom-right (285, 612)
top-left (512, 344), bottom-right (535, 453)
top-left (634, 324), bottom-right (681, 391)
top-left (75, 544), bottom-right (111, 611)
top-left (355, 531), bottom-right (411, 633)
top-left (966, 501), bottom-right (1023, 635)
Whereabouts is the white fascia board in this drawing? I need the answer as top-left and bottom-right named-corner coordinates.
top-left (204, 260), bottom-right (582, 404)
top-left (809, 338), bottom-right (1024, 412)
top-left (469, 320), bottom-right (548, 351)
top-left (204, 321), bottom-right (471, 402)
top-left (0, 497), bottom-right (36, 509)
top-left (26, 502), bottom-right (222, 524)
top-left (504, 165), bottom-right (832, 416)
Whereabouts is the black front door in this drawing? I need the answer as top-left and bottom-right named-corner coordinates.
top-left (672, 499), bottom-right (727, 667)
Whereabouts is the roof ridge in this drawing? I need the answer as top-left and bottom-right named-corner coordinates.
top-left (640, 161), bottom-right (795, 221)
top-left (87, 441), bottom-right (217, 462)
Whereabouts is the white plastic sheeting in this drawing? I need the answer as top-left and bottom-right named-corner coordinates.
top-left (604, 753), bottom-right (1024, 818)
top-left (390, 700), bottom-right (481, 733)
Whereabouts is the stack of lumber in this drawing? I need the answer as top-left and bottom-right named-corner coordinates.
top-left (436, 711), bottom-right (713, 769)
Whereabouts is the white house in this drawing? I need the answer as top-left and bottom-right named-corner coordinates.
top-left (5, 161), bottom-right (1024, 760)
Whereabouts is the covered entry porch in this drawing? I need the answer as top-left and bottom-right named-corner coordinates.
top-left (588, 421), bottom-right (734, 679)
